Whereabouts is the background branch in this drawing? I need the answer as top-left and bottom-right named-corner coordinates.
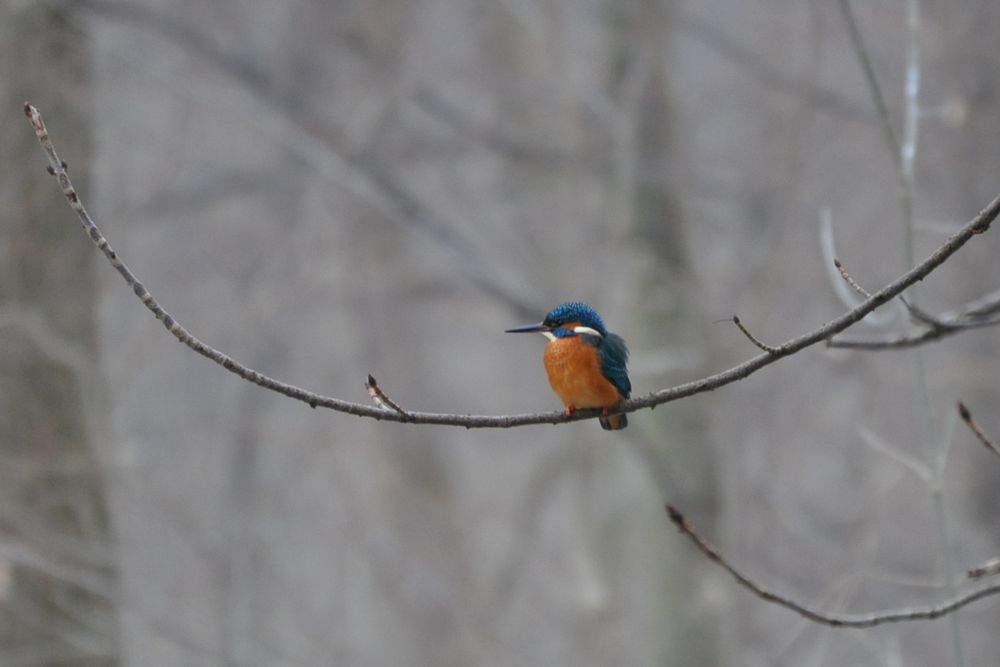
top-left (666, 505), bottom-right (1000, 628)
top-left (828, 300), bottom-right (1000, 350)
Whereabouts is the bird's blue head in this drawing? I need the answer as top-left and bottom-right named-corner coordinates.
top-left (505, 301), bottom-right (608, 339)
top-left (543, 302), bottom-right (607, 337)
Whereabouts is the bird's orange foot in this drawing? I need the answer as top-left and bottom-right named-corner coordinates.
top-left (601, 407), bottom-right (610, 417)
top-left (564, 406), bottom-right (575, 417)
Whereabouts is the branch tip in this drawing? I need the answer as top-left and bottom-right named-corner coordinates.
top-left (733, 315), bottom-right (780, 354)
top-left (665, 504), bottom-right (684, 527)
top-left (365, 374), bottom-right (408, 416)
top-left (957, 400), bottom-right (1000, 459)
top-left (833, 257), bottom-right (872, 299)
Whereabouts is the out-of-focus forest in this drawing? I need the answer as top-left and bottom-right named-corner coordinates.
top-left (3, 0), bottom-right (1000, 665)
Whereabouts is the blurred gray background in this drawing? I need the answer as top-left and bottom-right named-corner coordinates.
top-left (3, 0), bottom-right (1000, 665)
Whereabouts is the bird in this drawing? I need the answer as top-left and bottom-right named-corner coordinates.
top-left (506, 302), bottom-right (631, 430)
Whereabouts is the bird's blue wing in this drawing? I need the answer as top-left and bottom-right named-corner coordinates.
top-left (599, 333), bottom-right (631, 398)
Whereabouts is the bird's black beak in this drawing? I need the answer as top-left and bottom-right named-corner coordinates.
top-left (505, 322), bottom-right (551, 334)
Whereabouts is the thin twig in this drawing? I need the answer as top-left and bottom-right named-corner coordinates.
top-left (957, 401), bottom-right (1000, 459)
top-left (830, 283), bottom-right (1000, 351)
top-left (24, 102), bottom-right (1000, 427)
top-left (968, 558), bottom-right (1000, 580)
top-left (835, 256), bottom-right (945, 329)
top-left (833, 255), bottom-right (945, 328)
top-left (830, 314), bottom-right (1000, 350)
top-left (837, 0), bottom-right (917, 294)
top-left (899, 296), bottom-right (947, 328)
top-left (836, 0), bottom-right (901, 170)
top-left (820, 209), bottom-right (897, 327)
top-left (833, 258), bottom-right (873, 299)
top-left (365, 374), bottom-right (408, 417)
top-left (859, 426), bottom-right (933, 482)
top-left (732, 316), bottom-right (780, 354)
top-left (959, 286), bottom-right (1000, 318)
top-left (665, 504), bottom-right (1000, 628)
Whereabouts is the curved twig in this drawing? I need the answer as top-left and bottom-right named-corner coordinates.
top-left (667, 505), bottom-right (1000, 628)
top-left (732, 316), bottom-right (780, 354)
top-left (24, 102), bottom-right (1000, 427)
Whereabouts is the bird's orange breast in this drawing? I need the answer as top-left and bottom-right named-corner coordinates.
top-left (543, 336), bottom-right (624, 410)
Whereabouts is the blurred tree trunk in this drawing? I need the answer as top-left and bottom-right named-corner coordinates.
top-left (603, 2), bottom-right (720, 664)
top-left (0, 4), bottom-right (118, 665)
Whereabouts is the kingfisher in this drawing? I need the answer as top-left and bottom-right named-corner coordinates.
top-left (506, 302), bottom-right (631, 430)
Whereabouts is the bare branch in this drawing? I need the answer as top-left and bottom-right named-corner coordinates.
top-left (732, 316), bottom-right (780, 354)
top-left (833, 257), bottom-right (943, 329)
top-left (24, 102), bottom-right (1000, 427)
top-left (957, 401), bottom-right (1000, 459)
top-left (829, 264), bottom-right (1000, 352)
top-left (825, 252), bottom-right (998, 350)
top-left (666, 504), bottom-right (1000, 628)
top-left (829, 306), bottom-right (1000, 351)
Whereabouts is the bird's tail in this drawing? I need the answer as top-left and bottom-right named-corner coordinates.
top-left (599, 413), bottom-right (628, 431)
